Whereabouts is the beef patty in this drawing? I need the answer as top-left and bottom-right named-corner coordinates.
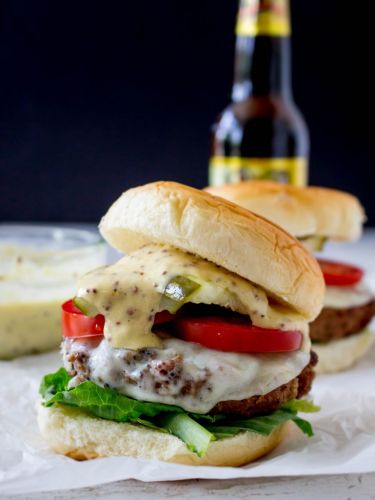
top-left (310, 299), bottom-right (375, 343)
top-left (211, 351), bottom-right (317, 418)
top-left (63, 335), bottom-right (316, 418)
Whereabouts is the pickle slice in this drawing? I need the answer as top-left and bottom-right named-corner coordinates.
top-left (72, 296), bottom-right (98, 317)
top-left (164, 276), bottom-right (200, 302)
top-left (299, 235), bottom-right (327, 252)
top-left (161, 276), bottom-right (200, 313)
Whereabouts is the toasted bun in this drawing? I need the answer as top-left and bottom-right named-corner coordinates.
top-left (205, 181), bottom-right (365, 241)
top-left (100, 181), bottom-right (324, 320)
top-left (314, 329), bottom-right (374, 374)
top-left (37, 404), bottom-right (288, 466)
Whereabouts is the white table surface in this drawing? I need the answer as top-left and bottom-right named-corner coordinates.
top-left (3, 473), bottom-right (373, 499)
top-left (3, 228), bottom-right (375, 500)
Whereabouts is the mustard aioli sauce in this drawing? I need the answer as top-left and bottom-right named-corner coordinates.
top-left (77, 244), bottom-right (310, 351)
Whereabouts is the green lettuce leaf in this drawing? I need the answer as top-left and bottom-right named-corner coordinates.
top-left (40, 368), bottom-right (318, 456)
top-left (39, 367), bottom-right (71, 401)
top-left (205, 408), bottom-right (300, 438)
top-left (42, 379), bottom-right (184, 421)
top-left (158, 413), bottom-right (215, 457)
top-left (291, 416), bottom-right (314, 437)
top-left (281, 398), bottom-right (320, 414)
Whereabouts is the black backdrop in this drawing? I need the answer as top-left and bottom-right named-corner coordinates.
top-left (1, 1), bottom-right (374, 224)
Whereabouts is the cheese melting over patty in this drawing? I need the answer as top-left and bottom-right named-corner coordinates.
top-left (324, 282), bottom-right (374, 309)
top-left (64, 337), bottom-right (310, 413)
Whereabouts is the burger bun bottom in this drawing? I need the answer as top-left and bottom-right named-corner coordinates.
top-left (37, 404), bottom-right (288, 466)
top-left (314, 328), bottom-right (374, 374)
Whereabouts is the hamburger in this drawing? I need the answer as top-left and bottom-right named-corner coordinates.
top-left (206, 180), bottom-right (374, 373)
top-left (38, 181), bottom-right (324, 466)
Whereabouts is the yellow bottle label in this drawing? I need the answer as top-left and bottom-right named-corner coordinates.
top-left (209, 156), bottom-right (307, 187)
top-left (236, 0), bottom-right (291, 37)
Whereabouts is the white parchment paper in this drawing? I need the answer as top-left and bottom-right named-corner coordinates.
top-left (1, 235), bottom-right (375, 494)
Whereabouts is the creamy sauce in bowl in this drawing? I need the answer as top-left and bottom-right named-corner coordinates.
top-left (0, 225), bottom-right (106, 359)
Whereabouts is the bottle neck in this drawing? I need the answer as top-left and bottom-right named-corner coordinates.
top-left (232, 0), bottom-right (292, 101)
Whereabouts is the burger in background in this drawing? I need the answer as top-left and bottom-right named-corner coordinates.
top-left (206, 181), bottom-right (375, 373)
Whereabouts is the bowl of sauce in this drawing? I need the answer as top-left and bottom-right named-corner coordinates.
top-left (0, 225), bottom-right (106, 359)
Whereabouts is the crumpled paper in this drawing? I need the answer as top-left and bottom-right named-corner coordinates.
top-left (1, 334), bottom-right (374, 494)
top-left (1, 237), bottom-right (375, 494)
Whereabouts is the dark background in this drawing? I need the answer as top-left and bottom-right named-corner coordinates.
top-left (1, 1), bottom-right (374, 224)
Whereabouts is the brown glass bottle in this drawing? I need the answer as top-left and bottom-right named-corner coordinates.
top-left (209, 0), bottom-right (309, 186)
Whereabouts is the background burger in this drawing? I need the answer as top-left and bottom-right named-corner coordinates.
top-left (38, 181), bottom-right (324, 466)
top-left (207, 181), bottom-right (374, 373)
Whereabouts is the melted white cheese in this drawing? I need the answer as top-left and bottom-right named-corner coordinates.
top-left (70, 338), bottom-right (310, 413)
top-left (76, 244), bottom-right (310, 351)
top-left (324, 282), bottom-right (374, 309)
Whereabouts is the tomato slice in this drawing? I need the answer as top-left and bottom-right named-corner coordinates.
top-left (318, 259), bottom-right (363, 286)
top-left (62, 300), bottom-right (302, 353)
top-left (173, 316), bottom-right (302, 353)
top-left (153, 310), bottom-right (176, 325)
top-left (62, 300), bottom-right (105, 338)
top-left (62, 301), bottom-right (176, 338)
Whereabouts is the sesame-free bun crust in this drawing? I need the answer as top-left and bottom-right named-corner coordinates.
top-left (314, 328), bottom-right (374, 374)
top-left (100, 181), bottom-right (324, 320)
top-left (37, 404), bottom-right (288, 466)
top-left (206, 181), bottom-right (365, 241)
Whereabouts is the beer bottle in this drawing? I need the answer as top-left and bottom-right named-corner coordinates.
top-left (209, 0), bottom-right (309, 186)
